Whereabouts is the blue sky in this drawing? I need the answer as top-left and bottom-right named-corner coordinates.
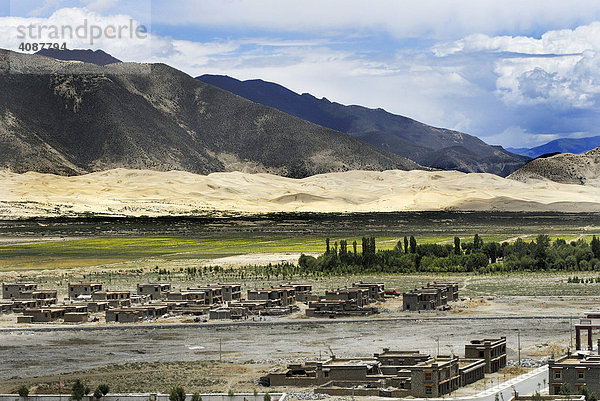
top-left (3, 0), bottom-right (600, 148)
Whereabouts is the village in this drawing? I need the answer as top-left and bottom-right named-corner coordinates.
top-left (0, 280), bottom-right (458, 324)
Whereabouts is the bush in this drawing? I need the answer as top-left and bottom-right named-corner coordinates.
top-left (93, 388), bottom-right (103, 400)
top-left (263, 393), bottom-right (271, 401)
top-left (71, 380), bottom-right (87, 401)
top-left (17, 386), bottom-right (29, 398)
top-left (191, 393), bottom-right (202, 401)
top-left (228, 389), bottom-right (234, 397)
top-left (98, 385), bottom-right (109, 396)
top-left (169, 387), bottom-right (186, 401)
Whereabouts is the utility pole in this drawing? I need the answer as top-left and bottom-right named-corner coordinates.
top-left (570, 317), bottom-right (573, 349)
top-left (518, 330), bottom-right (521, 366)
top-left (435, 337), bottom-right (440, 357)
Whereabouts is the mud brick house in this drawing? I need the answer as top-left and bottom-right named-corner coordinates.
top-left (464, 337), bottom-right (507, 373)
top-left (2, 282), bottom-right (38, 299)
top-left (137, 283), bottom-right (171, 300)
top-left (69, 282), bottom-right (103, 299)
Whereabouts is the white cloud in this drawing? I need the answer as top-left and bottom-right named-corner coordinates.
top-left (80, 0), bottom-right (120, 13)
top-left (151, 0), bottom-right (600, 40)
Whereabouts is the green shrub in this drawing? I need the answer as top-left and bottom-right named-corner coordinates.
top-left (17, 386), bottom-right (29, 398)
top-left (71, 380), bottom-right (86, 401)
top-left (98, 384), bottom-right (109, 396)
top-left (169, 387), bottom-right (186, 401)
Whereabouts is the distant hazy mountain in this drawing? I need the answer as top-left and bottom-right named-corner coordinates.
top-left (35, 48), bottom-right (121, 66)
top-left (0, 50), bottom-right (421, 177)
top-left (508, 146), bottom-right (600, 186)
top-left (197, 74), bottom-right (529, 176)
top-left (507, 136), bottom-right (600, 158)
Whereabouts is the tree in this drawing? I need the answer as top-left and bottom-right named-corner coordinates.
top-left (559, 383), bottom-right (571, 396)
top-left (191, 393), bottom-right (202, 401)
top-left (473, 234), bottom-right (483, 250)
top-left (409, 236), bottom-right (417, 254)
top-left (264, 393), bottom-right (271, 401)
top-left (170, 386), bottom-right (186, 401)
top-left (93, 388), bottom-right (103, 400)
top-left (592, 235), bottom-right (600, 259)
top-left (454, 237), bottom-right (461, 255)
top-left (71, 380), bottom-right (86, 401)
top-left (325, 238), bottom-right (330, 254)
top-left (531, 391), bottom-right (544, 401)
top-left (404, 236), bottom-right (409, 254)
top-left (352, 240), bottom-right (357, 257)
top-left (17, 385), bottom-right (29, 398)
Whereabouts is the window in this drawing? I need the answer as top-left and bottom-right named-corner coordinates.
top-left (555, 370), bottom-right (562, 379)
top-left (425, 372), bottom-right (432, 381)
top-left (578, 370), bottom-right (585, 379)
top-left (479, 351), bottom-right (484, 358)
top-left (425, 387), bottom-right (432, 395)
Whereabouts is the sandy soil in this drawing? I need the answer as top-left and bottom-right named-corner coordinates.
top-left (2, 168), bottom-right (600, 218)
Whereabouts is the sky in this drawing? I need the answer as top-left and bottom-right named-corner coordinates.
top-left (3, 0), bottom-right (600, 148)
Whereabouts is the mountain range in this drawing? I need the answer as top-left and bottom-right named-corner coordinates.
top-left (507, 136), bottom-right (600, 158)
top-left (0, 49), bottom-right (421, 178)
top-left (197, 75), bottom-right (529, 176)
top-left (509, 146), bottom-right (600, 187)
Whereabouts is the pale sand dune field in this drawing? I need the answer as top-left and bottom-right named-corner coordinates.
top-left (1, 168), bottom-right (600, 218)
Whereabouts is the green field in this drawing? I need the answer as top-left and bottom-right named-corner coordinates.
top-left (0, 235), bottom-right (518, 272)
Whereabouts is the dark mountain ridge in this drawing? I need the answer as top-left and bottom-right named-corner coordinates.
top-left (507, 136), bottom-right (600, 158)
top-left (35, 48), bottom-right (121, 66)
top-left (197, 74), bottom-right (530, 176)
top-left (0, 50), bottom-right (421, 178)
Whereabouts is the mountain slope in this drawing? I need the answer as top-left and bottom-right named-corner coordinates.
top-left (197, 74), bottom-right (530, 176)
top-left (0, 50), bottom-right (422, 177)
top-left (508, 147), bottom-right (600, 186)
top-left (507, 136), bottom-right (600, 158)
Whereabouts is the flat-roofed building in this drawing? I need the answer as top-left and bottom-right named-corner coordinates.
top-left (464, 337), bottom-right (507, 373)
top-left (403, 287), bottom-right (443, 311)
top-left (22, 307), bottom-right (66, 322)
top-left (217, 284), bottom-right (242, 301)
top-left (427, 282), bottom-right (459, 302)
top-left (459, 359), bottom-right (486, 386)
top-left (248, 287), bottom-right (296, 306)
top-left (549, 354), bottom-right (600, 396)
top-left (91, 291), bottom-right (131, 308)
top-left (375, 349), bottom-right (431, 369)
top-left (167, 290), bottom-right (206, 302)
top-left (2, 282), bottom-right (38, 299)
top-left (410, 355), bottom-right (461, 398)
top-left (63, 312), bottom-right (88, 323)
top-left (106, 305), bottom-right (168, 323)
top-left (19, 289), bottom-right (58, 302)
top-left (325, 288), bottom-right (369, 307)
top-left (209, 306), bottom-right (248, 320)
top-left (69, 282), bottom-right (103, 299)
top-left (284, 283), bottom-right (312, 302)
top-left (137, 283), bottom-right (171, 300)
top-left (352, 282), bottom-right (385, 302)
top-left (188, 286), bottom-right (224, 305)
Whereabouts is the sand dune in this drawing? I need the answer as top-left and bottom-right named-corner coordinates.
top-left (1, 168), bottom-right (600, 218)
